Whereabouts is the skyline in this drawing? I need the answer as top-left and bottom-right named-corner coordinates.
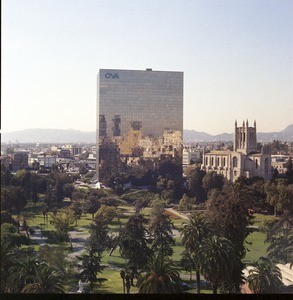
top-left (2, 0), bottom-right (293, 135)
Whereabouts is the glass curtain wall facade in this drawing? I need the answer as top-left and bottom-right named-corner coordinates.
top-left (96, 69), bottom-right (183, 180)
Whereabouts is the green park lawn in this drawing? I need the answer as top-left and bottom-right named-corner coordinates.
top-left (15, 200), bottom-right (279, 293)
top-left (243, 213), bottom-right (277, 264)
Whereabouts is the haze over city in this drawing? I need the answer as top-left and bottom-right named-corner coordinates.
top-left (2, 0), bottom-right (293, 135)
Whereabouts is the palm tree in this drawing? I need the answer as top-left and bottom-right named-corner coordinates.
top-left (180, 213), bottom-right (209, 293)
top-left (6, 252), bottom-right (39, 293)
top-left (137, 254), bottom-right (182, 294)
top-left (0, 241), bottom-right (17, 293)
top-left (197, 235), bottom-right (236, 294)
top-left (247, 257), bottom-right (283, 294)
top-left (21, 264), bottom-right (64, 294)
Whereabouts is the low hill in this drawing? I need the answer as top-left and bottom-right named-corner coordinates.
top-left (1, 125), bottom-right (292, 143)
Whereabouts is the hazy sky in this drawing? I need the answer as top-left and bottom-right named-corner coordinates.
top-left (2, 0), bottom-right (293, 134)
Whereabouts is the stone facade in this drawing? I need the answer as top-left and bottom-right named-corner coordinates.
top-left (202, 120), bottom-right (271, 182)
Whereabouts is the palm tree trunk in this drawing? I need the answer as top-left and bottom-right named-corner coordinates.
top-left (274, 205), bottom-right (277, 217)
top-left (196, 271), bottom-right (201, 294)
top-left (213, 284), bottom-right (218, 294)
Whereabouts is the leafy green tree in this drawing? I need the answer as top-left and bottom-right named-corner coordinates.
top-left (94, 205), bottom-right (117, 223)
top-left (148, 199), bottom-right (174, 258)
top-left (82, 198), bottom-right (101, 220)
top-left (204, 186), bottom-right (252, 292)
top-left (1, 164), bottom-right (13, 186)
top-left (197, 235), bottom-right (236, 294)
top-left (51, 208), bottom-right (75, 240)
top-left (181, 213), bottom-right (209, 294)
top-left (69, 202), bottom-right (83, 225)
top-left (119, 214), bottom-right (151, 270)
top-left (265, 180), bottom-right (292, 216)
top-left (137, 254), bottom-right (182, 294)
top-left (178, 193), bottom-right (193, 211)
top-left (78, 241), bottom-right (105, 292)
top-left (1, 223), bottom-right (30, 248)
top-left (0, 211), bottom-right (17, 226)
top-left (265, 213), bottom-right (293, 266)
top-left (185, 166), bottom-right (206, 201)
top-left (89, 217), bottom-right (112, 257)
top-left (247, 257), bottom-right (283, 294)
top-left (202, 171), bottom-right (225, 193)
top-left (63, 183), bottom-right (75, 201)
top-left (1, 186), bottom-right (29, 214)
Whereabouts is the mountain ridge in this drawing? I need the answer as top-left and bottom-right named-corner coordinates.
top-left (1, 125), bottom-right (292, 143)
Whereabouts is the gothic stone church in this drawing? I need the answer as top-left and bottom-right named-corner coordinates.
top-left (202, 120), bottom-right (271, 182)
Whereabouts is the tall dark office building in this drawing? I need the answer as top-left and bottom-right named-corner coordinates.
top-left (96, 68), bottom-right (183, 180)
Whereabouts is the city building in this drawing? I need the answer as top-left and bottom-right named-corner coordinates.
top-left (37, 155), bottom-right (57, 168)
top-left (271, 155), bottom-right (291, 174)
top-left (59, 149), bottom-right (71, 159)
top-left (97, 68), bottom-right (183, 180)
top-left (12, 152), bottom-right (29, 171)
top-left (202, 120), bottom-right (272, 182)
top-left (183, 148), bottom-right (201, 166)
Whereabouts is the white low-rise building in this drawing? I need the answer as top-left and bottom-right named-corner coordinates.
top-left (37, 155), bottom-right (57, 168)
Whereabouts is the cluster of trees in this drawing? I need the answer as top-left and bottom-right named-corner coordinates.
top-left (1, 164), bottom-right (78, 214)
top-left (1, 232), bottom-right (76, 294)
top-left (1, 152), bottom-right (292, 294)
top-left (180, 183), bottom-right (252, 294)
top-left (73, 196), bottom-right (183, 293)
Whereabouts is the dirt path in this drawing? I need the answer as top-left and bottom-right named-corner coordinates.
top-left (68, 229), bottom-right (90, 258)
top-left (165, 208), bottom-right (189, 220)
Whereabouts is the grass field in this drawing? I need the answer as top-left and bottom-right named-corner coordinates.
top-left (14, 199), bottom-right (279, 293)
top-left (243, 213), bottom-right (277, 264)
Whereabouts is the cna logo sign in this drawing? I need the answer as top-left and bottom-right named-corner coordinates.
top-left (105, 73), bottom-right (119, 79)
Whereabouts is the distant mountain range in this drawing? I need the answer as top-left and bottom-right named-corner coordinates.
top-left (1, 125), bottom-right (292, 144)
top-left (184, 124), bottom-right (293, 143)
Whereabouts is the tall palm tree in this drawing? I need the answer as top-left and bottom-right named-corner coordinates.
top-left (247, 257), bottom-right (283, 294)
top-left (180, 213), bottom-right (209, 293)
top-left (197, 235), bottom-right (236, 294)
top-left (137, 254), bottom-right (182, 294)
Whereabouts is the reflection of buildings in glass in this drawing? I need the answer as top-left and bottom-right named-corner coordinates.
top-left (120, 122), bottom-right (143, 156)
top-left (162, 130), bottom-right (182, 156)
top-left (97, 68), bottom-right (183, 179)
top-left (99, 115), bottom-right (107, 137)
top-left (112, 115), bottom-right (121, 137)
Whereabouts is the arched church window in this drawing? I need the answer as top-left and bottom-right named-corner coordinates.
top-left (211, 157), bottom-right (214, 166)
top-left (217, 157), bottom-right (220, 166)
top-left (205, 157), bottom-right (208, 165)
top-left (233, 156), bottom-right (237, 168)
top-left (223, 157), bottom-right (226, 167)
top-left (255, 159), bottom-right (258, 169)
